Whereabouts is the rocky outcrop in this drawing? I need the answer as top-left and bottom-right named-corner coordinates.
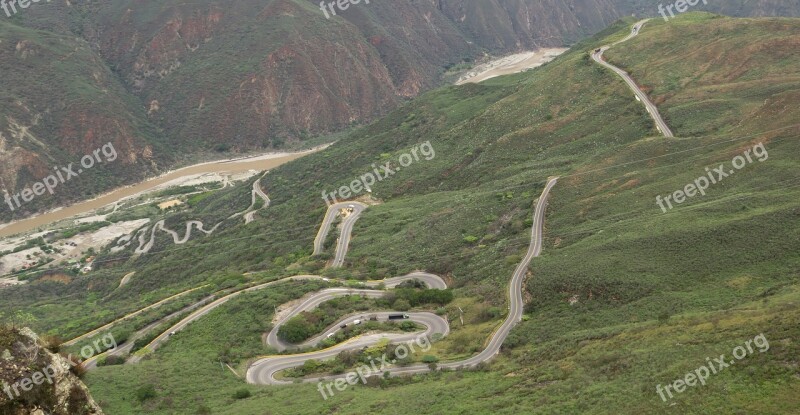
top-left (0, 327), bottom-right (104, 415)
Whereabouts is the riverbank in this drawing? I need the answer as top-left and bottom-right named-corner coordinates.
top-left (0, 145), bottom-right (327, 239)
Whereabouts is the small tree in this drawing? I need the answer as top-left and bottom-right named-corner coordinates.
top-left (136, 384), bottom-right (157, 402)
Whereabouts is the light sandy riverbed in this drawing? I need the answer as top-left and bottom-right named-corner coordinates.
top-left (456, 48), bottom-right (568, 85)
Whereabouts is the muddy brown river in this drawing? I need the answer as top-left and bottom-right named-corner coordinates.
top-left (0, 149), bottom-right (318, 238)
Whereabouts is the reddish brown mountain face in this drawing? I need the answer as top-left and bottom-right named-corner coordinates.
top-left (2, 0), bottom-right (799, 221)
top-left (67, 0), bottom-right (648, 150)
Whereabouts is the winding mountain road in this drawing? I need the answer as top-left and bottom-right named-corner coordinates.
top-left (127, 175), bottom-right (271, 254)
top-left (132, 275), bottom-right (328, 359)
top-left (246, 177), bottom-right (558, 385)
top-left (313, 202), bottom-right (368, 267)
top-left (131, 272), bottom-right (447, 361)
top-left (133, 220), bottom-right (221, 254)
top-left (233, 173), bottom-right (271, 224)
top-left (265, 273), bottom-right (448, 353)
top-left (592, 20), bottom-right (674, 138)
top-left (74, 175), bottom-right (557, 389)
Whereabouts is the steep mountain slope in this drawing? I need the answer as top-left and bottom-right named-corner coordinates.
top-left (79, 0), bottom-right (624, 150)
top-left (0, 20), bottom-right (165, 222)
top-left (0, 13), bottom-right (797, 414)
top-left (2, 1), bottom-right (800, 223)
top-left (58, 0), bottom-right (800, 150)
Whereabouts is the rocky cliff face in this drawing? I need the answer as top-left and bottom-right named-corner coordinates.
top-left (0, 19), bottom-right (164, 222)
top-left (80, 0), bottom-right (643, 149)
top-left (0, 327), bottom-right (104, 415)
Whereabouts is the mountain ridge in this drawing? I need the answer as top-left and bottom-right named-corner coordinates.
top-left (2, 0), bottom-right (799, 221)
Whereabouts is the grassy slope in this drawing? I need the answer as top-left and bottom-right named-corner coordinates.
top-left (3, 14), bottom-right (798, 414)
top-left (605, 13), bottom-right (800, 138)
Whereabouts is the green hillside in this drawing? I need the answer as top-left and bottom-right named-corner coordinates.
top-left (1, 14), bottom-right (798, 414)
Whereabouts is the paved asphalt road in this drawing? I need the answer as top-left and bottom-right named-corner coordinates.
top-left (265, 274), bottom-right (448, 352)
top-left (133, 275), bottom-right (326, 359)
top-left (73, 173), bottom-right (556, 388)
top-left (247, 310), bottom-right (451, 386)
top-left (128, 273), bottom-right (446, 360)
top-left (374, 272), bottom-right (447, 290)
top-left (83, 295), bottom-right (215, 370)
top-left (312, 202), bottom-right (367, 267)
top-left (246, 178), bottom-right (558, 385)
top-left (64, 285), bottom-right (208, 346)
top-left (592, 20), bottom-right (675, 138)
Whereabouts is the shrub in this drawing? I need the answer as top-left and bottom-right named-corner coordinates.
top-left (393, 299), bottom-right (411, 311)
top-left (422, 355), bottom-right (439, 364)
top-left (277, 315), bottom-right (316, 343)
top-left (135, 384), bottom-right (157, 402)
top-left (42, 335), bottom-right (63, 353)
top-left (232, 389), bottom-right (252, 400)
top-left (98, 355), bottom-right (127, 366)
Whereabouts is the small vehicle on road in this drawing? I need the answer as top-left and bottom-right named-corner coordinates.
top-left (353, 319), bottom-right (362, 325)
